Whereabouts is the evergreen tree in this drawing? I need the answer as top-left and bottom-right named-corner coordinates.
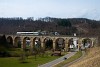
top-left (57, 19), bottom-right (71, 27)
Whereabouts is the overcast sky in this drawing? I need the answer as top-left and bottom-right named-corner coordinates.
top-left (0, 0), bottom-right (100, 20)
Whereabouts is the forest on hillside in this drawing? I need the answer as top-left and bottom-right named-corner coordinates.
top-left (0, 17), bottom-right (100, 36)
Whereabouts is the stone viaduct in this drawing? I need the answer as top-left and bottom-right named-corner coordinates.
top-left (3, 34), bottom-right (97, 51)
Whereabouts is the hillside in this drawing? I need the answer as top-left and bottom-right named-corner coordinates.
top-left (69, 46), bottom-right (100, 67)
top-left (0, 17), bottom-right (100, 36)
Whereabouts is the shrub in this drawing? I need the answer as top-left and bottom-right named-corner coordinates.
top-left (8, 51), bottom-right (23, 57)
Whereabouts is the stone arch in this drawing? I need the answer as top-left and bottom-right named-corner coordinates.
top-left (7, 36), bottom-right (13, 46)
top-left (14, 37), bottom-right (21, 48)
top-left (23, 37), bottom-right (31, 49)
top-left (43, 37), bottom-right (53, 50)
top-left (55, 38), bottom-right (65, 51)
top-left (82, 38), bottom-right (92, 48)
top-left (33, 37), bottom-right (41, 48)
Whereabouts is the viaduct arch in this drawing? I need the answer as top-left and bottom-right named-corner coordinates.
top-left (5, 35), bottom-right (97, 51)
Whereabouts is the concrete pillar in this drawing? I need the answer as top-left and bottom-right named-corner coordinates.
top-left (53, 42), bottom-right (55, 50)
top-left (21, 38), bottom-right (24, 50)
top-left (53, 37), bottom-right (56, 50)
top-left (92, 38), bottom-right (96, 47)
top-left (41, 38), bottom-right (44, 49)
top-left (30, 38), bottom-right (33, 52)
top-left (41, 42), bottom-right (44, 48)
top-left (91, 40), bottom-right (94, 47)
top-left (13, 38), bottom-right (15, 46)
top-left (78, 38), bottom-right (82, 51)
top-left (65, 39), bottom-right (68, 51)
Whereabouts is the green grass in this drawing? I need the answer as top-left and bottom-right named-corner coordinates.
top-left (0, 55), bottom-right (60, 67)
top-left (54, 51), bottom-right (82, 67)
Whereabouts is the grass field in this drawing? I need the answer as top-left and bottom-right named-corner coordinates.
top-left (69, 46), bottom-right (100, 67)
top-left (0, 55), bottom-right (60, 67)
top-left (54, 51), bottom-right (82, 67)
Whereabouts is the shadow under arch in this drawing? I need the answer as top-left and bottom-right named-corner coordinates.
top-left (43, 37), bottom-right (53, 50)
top-left (33, 37), bottom-right (41, 49)
top-left (23, 37), bottom-right (31, 49)
top-left (68, 38), bottom-right (78, 51)
top-left (82, 38), bottom-right (92, 48)
top-left (7, 36), bottom-right (13, 47)
top-left (55, 38), bottom-right (65, 51)
top-left (14, 37), bottom-right (21, 48)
